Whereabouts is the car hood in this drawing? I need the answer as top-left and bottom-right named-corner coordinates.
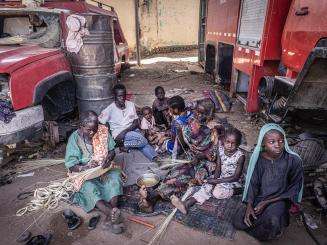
top-left (0, 44), bottom-right (61, 73)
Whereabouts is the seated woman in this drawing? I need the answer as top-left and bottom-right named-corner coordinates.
top-left (164, 95), bottom-right (193, 156)
top-left (65, 111), bottom-right (124, 234)
top-left (194, 99), bottom-right (225, 145)
top-left (233, 123), bottom-right (303, 241)
top-left (174, 127), bottom-right (244, 214)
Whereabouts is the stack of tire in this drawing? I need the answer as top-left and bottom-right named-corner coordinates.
top-left (291, 133), bottom-right (327, 210)
top-left (70, 13), bottom-right (117, 115)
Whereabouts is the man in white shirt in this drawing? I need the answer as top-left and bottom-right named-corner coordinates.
top-left (99, 84), bottom-right (158, 161)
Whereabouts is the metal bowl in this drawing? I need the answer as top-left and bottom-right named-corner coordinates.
top-left (136, 173), bottom-right (160, 188)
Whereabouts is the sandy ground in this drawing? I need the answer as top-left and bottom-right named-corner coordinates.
top-left (0, 50), bottom-right (326, 245)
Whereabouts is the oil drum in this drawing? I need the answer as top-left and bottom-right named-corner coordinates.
top-left (75, 73), bottom-right (117, 115)
top-left (70, 13), bottom-right (115, 75)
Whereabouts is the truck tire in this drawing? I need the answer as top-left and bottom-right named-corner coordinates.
top-left (291, 138), bottom-right (325, 168)
top-left (42, 81), bottom-right (76, 121)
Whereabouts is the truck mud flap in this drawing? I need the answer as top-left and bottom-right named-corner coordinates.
top-left (287, 47), bottom-right (327, 110)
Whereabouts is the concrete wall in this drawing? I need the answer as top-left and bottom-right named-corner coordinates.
top-left (87, 0), bottom-right (200, 52)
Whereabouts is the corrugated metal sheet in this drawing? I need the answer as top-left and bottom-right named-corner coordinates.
top-left (238, 0), bottom-right (268, 48)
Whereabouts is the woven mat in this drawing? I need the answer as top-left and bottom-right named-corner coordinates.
top-left (119, 185), bottom-right (243, 240)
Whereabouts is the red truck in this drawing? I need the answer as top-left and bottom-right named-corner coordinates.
top-left (0, 0), bottom-right (128, 155)
top-left (199, 0), bottom-right (327, 122)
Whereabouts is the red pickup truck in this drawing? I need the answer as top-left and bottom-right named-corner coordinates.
top-left (0, 1), bottom-right (128, 153)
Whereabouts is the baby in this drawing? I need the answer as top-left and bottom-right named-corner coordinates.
top-left (140, 106), bottom-right (169, 149)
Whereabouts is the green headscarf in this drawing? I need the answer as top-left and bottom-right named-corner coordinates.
top-left (242, 123), bottom-right (303, 203)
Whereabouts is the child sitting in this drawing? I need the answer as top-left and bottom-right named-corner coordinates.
top-left (140, 106), bottom-right (169, 150)
top-left (174, 127), bottom-right (245, 214)
top-left (152, 86), bottom-right (171, 128)
top-left (233, 123), bottom-right (303, 241)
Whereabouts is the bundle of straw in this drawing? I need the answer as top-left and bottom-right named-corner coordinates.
top-left (15, 159), bottom-right (65, 174)
top-left (148, 187), bottom-right (193, 245)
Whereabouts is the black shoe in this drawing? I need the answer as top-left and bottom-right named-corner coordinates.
top-left (62, 209), bottom-right (82, 230)
top-left (25, 233), bottom-right (52, 245)
top-left (88, 215), bottom-right (101, 230)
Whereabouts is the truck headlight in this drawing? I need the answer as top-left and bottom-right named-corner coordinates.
top-left (0, 74), bottom-right (10, 101)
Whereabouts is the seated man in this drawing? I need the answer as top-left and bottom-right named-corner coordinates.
top-left (99, 84), bottom-right (158, 161)
top-left (65, 111), bottom-right (123, 234)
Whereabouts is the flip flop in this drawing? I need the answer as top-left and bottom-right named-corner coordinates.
top-left (62, 209), bottom-right (82, 230)
top-left (25, 233), bottom-right (52, 245)
top-left (88, 215), bottom-right (101, 230)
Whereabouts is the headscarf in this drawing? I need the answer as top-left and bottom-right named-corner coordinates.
top-left (242, 123), bottom-right (303, 203)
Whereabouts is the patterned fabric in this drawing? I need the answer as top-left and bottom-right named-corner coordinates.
top-left (218, 145), bottom-right (243, 189)
top-left (190, 145), bottom-right (243, 203)
top-left (156, 164), bottom-right (193, 199)
top-left (0, 100), bottom-right (15, 123)
top-left (92, 124), bottom-right (109, 163)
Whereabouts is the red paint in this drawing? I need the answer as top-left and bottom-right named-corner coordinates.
top-left (206, 0), bottom-right (241, 47)
top-left (10, 54), bottom-right (71, 110)
top-left (0, 1), bottom-right (129, 111)
top-left (281, 0), bottom-right (327, 73)
top-left (205, 0), bottom-right (326, 113)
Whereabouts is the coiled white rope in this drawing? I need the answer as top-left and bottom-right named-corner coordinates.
top-left (16, 166), bottom-right (117, 216)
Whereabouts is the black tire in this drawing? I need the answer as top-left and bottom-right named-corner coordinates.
top-left (42, 81), bottom-right (76, 121)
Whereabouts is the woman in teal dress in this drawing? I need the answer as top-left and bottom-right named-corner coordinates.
top-left (65, 111), bottom-right (123, 228)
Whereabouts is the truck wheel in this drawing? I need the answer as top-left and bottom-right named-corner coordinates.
top-left (42, 81), bottom-right (76, 121)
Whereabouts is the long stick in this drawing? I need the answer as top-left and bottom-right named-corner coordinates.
top-left (128, 216), bottom-right (155, 229)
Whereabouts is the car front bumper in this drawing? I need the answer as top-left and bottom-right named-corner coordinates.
top-left (0, 105), bottom-right (44, 145)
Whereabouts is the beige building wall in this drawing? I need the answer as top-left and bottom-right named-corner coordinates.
top-left (87, 0), bottom-right (200, 52)
top-left (139, 0), bottom-right (200, 50)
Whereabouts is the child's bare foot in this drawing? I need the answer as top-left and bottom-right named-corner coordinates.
top-left (171, 195), bottom-right (187, 214)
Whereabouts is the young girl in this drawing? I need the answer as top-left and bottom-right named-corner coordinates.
top-left (174, 127), bottom-right (245, 214)
top-left (233, 123), bottom-right (303, 241)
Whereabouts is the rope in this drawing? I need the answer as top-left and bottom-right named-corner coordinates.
top-left (16, 166), bottom-right (118, 216)
top-left (16, 180), bottom-right (74, 216)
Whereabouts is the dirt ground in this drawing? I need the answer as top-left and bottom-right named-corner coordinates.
top-left (0, 50), bottom-right (326, 245)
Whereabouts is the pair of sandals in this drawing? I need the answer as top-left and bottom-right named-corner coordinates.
top-left (62, 209), bottom-right (100, 230)
top-left (102, 207), bottom-right (125, 234)
top-left (17, 231), bottom-right (52, 245)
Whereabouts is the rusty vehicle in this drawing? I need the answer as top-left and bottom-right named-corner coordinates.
top-left (199, 0), bottom-right (327, 122)
top-left (0, 0), bottom-right (129, 164)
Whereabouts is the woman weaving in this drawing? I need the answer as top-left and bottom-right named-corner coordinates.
top-left (65, 111), bottom-right (124, 233)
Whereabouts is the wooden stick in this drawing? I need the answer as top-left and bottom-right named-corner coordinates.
top-left (128, 216), bottom-right (155, 229)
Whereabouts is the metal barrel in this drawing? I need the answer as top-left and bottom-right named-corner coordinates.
top-left (75, 73), bottom-right (117, 115)
top-left (70, 13), bottom-right (115, 75)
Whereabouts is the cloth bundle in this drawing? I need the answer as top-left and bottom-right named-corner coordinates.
top-left (65, 14), bottom-right (89, 53)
